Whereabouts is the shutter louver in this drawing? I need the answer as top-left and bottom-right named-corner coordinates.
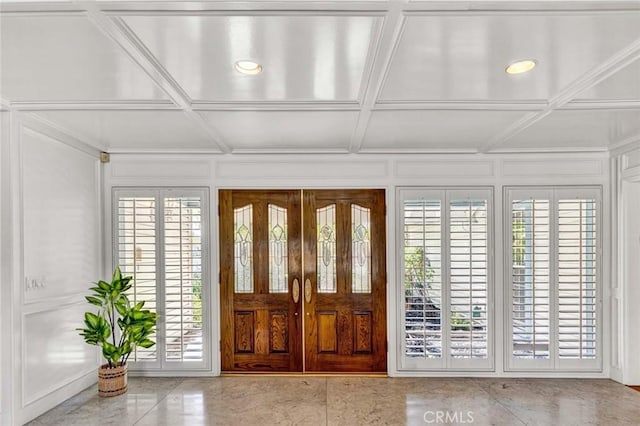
top-left (164, 196), bottom-right (204, 362)
top-left (449, 200), bottom-right (488, 359)
top-left (558, 199), bottom-right (597, 360)
top-left (118, 196), bottom-right (157, 362)
top-left (403, 199), bottom-right (442, 359)
top-left (511, 199), bottom-right (550, 360)
top-left (508, 188), bottom-right (599, 371)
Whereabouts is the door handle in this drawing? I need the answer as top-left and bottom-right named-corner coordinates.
top-left (292, 278), bottom-right (300, 303)
top-left (304, 278), bottom-right (312, 304)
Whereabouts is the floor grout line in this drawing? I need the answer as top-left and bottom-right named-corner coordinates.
top-left (325, 377), bottom-right (329, 426)
top-left (131, 378), bottom-right (187, 426)
top-left (469, 378), bottom-right (528, 426)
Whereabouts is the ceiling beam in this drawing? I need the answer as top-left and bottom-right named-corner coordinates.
top-left (481, 36), bottom-right (640, 153)
top-left (349, 0), bottom-right (408, 153)
top-left (72, 0), bottom-right (232, 153)
top-left (23, 111), bottom-right (109, 153)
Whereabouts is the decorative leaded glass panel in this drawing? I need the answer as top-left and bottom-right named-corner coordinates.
top-left (234, 205), bottom-right (253, 293)
top-left (352, 204), bottom-right (371, 293)
top-left (269, 204), bottom-right (288, 293)
top-left (317, 204), bottom-right (336, 293)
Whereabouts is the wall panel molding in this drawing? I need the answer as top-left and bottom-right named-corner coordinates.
top-left (9, 116), bottom-right (102, 424)
top-left (111, 159), bottom-right (212, 180)
top-left (394, 159), bottom-right (494, 178)
top-left (215, 159), bottom-right (389, 180)
top-left (21, 302), bottom-right (97, 407)
top-left (20, 126), bottom-right (100, 305)
top-left (501, 158), bottom-right (605, 178)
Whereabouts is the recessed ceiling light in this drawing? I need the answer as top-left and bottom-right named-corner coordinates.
top-left (505, 59), bottom-right (537, 75)
top-left (234, 60), bottom-right (263, 75)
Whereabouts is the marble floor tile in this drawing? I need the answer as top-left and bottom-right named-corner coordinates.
top-left (135, 377), bottom-right (327, 426)
top-left (27, 377), bottom-right (640, 426)
top-left (27, 378), bottom-right (185, 426)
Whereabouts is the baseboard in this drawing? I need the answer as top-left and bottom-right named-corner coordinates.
top-left (610, 366), bottom-right (623, 383)
top-left (17, 369), bottom-right (96, 425)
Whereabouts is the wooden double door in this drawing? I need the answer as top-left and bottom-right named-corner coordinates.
top-left (220, 189), bottom-right (386, 372)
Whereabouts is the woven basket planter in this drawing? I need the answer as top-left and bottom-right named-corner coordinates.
top-left (98, 363), bottom-right (128, 397)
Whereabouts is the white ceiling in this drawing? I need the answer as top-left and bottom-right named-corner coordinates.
top-left (1, 0), bottom-right (639, 154)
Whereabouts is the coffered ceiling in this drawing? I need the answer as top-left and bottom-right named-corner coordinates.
top-left (1, 0), bottom-right (639, 154)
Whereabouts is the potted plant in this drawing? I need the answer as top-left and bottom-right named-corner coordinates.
top-left (77, 266), bottom-right (158, 397)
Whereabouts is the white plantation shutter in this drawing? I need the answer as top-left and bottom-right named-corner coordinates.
top-left (117, 195), bottom-right (158, 362)
top-left (164, 196), bottom-right (204, 363)
top-left (114, 189), bottom-right (209, 371)
top-left (557, 197), bottom-right (597, 362)
top-left (508, 188), bottom-right (600, 371)
top-left (449, 198), bottom-right (488, 361)
top-left (400, 188), bottom-right (492, 370)
top-left (511, 198), bottom-right (551, 364)
top-left (403, 197), bottom-right (443, 361)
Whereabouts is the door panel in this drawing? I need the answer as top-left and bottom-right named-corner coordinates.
top-left (303, 189), bottom-right (387, 372)
top-left (220, 190), bottom-right (302, 371)
top-left (220, 189), bottom-right (386, 373)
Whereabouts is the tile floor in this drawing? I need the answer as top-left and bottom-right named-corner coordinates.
top-left (28, 377), bottom-right (640, 425)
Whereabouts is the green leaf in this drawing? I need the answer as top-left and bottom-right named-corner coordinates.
top-left (89, 286), bottom-right (106, 295)
top-left (112, 266), bottom-right (122, 283)
top-left (85, 312), bottom-right (100, 329)
top-left (115, 301), bottom-right (127, 316)
top-left (85, 296), bottom-right (103, 307)
top-left (97, 280), bottom-right (111, 291)
top-left (139, 339), bottom-right (156, 348)
top-left (121, 341), bottom-right (132, 356)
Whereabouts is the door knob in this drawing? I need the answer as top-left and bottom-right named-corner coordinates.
top-left (304, 278), bottom-right (312, 303)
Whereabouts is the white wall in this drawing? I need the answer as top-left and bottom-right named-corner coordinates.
top-left (614, 145), bottom-right (640, 385)
top-left (2, 113), bottom-right (102, 425)
top-left (104, 152), bottom-right (611, 379)
top-left (1, 110), bottom-right (12, 426)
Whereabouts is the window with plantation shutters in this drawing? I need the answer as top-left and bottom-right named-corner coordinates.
top-left (400, 188), bottom-right (492, 370)
top-left (164, 196), bottom-right (204, 362)
top-left (114, 189), bottom-right (209, 371)
top-left (557, 198), bottom-right (597, 361)
top-left (117, 196), bottom-right (157, 362)
top-left (507, 187), bottom-right (600, 371)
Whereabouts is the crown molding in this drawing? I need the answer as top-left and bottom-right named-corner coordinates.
top-left (373, 101), bottom-right (546, 110)
top-left (609, 133), bottom-right (640, 155)
top-left (8, 100), bottom-right (179, 111)
top-left (192, 101), bottom-right (361, 111)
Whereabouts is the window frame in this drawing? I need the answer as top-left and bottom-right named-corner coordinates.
top-left (397, 187), bottom-right (494, 371)
top-left (504, 186), bottom-right (602, 372)
top-left (112, 187), bottom-right (211, 372)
